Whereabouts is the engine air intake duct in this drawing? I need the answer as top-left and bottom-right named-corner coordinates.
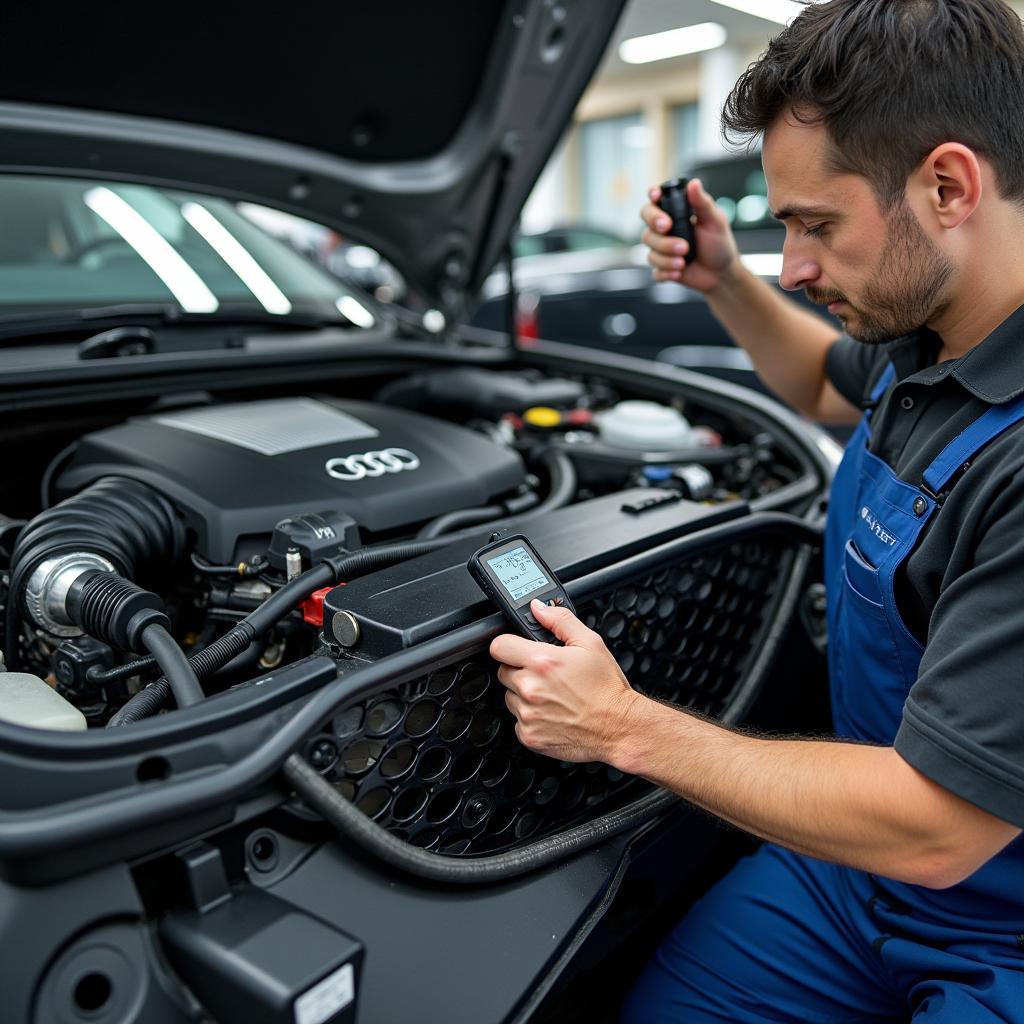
top-left (7, 476), bottom-right (185, 668)
top-left (66, 570), bottom-right (169, 652)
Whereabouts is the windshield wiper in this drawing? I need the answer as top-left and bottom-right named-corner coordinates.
top-left (0, 301), bottom-right (357, 343)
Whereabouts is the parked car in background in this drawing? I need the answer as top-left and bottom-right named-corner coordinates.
top-left (514, 223), bottom-right (630, 256)
top-left (244, 153), bottom-right (836, 400)
top-left (472, 154), bottom-right (838, 395)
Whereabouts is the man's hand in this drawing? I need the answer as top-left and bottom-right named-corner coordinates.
top-left (489, 599), bottom-right (641, 764)
top-left (641, 177), bottom-right (740, 291)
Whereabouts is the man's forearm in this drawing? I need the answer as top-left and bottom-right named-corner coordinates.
top-left (705, 263), bottom-right (842, 417)
top-left (612, 695), bottom-right (1018, 888)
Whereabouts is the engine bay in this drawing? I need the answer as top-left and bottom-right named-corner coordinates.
top-left (0, 346), bottom-right (832, 1024)
top-left (1, 361), bottom-right (815, 732)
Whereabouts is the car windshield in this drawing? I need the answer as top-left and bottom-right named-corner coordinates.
top-left (0, 175), bottom-right (369, 324)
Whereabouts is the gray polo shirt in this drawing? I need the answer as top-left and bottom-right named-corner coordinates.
top-left (826, 309), bottom-right (1024, 829)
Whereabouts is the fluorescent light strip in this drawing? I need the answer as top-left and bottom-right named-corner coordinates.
top-left (619, 22), bottom-right (727, 64)
top-left (83, 187), bottom-right (219, 313)
top-left (740, 252), bottom-right (784, 276)
top-left (182, 202), bottom-right (292, 315)
top-left (708, 0), bottom-right (805, 26)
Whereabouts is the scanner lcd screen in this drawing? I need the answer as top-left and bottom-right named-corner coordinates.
top-left (486, 546), bottom-right (549, 602)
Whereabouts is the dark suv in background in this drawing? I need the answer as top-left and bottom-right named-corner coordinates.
top-left (472, 154), bottom-right (837, 391)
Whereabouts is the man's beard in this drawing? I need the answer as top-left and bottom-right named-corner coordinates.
top-left (806, 200), bottom-right (954, 344)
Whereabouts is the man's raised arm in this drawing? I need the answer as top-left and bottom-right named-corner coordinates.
top-left (641, 178), bottom-right (857, 424)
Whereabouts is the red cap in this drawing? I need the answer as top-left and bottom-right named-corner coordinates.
top-left (565, 408), bottom-right (594, 426)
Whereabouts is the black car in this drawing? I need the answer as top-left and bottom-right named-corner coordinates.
top-left (514, 223), bottom-right (631, 257)
top-left (473, 154), bottom-right (838, 393)
top-left (0, 5), bottom-right (839, 1023)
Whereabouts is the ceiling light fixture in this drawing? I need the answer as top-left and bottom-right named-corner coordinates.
top-left (619, 22), bottom-right (727, 64)
top-left (707, 0), bottom-right (805, 26)
top-left (740, 252), bottom-right (784, 277)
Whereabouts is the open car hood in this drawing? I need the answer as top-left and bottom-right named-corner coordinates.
top-left (0, 1), bottom-right (627, 319)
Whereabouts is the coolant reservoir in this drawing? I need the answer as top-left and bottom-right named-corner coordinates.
top-left (0, 671), bottom-right (87, 730)
top-left (595, 400), bottom-right (692, 450)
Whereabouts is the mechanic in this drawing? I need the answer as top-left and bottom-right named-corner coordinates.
top-left (489, 1), bottom-right (1024, 1020)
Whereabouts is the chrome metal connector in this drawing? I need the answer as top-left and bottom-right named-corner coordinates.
top-left (23, 553), bottom-right (116, 637)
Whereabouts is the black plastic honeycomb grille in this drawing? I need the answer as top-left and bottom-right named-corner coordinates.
top-left (305, 538), bottom-right (794, 855)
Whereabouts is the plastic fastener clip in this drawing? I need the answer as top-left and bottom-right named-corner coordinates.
top-left (301, 587), bottom-right (333, 627)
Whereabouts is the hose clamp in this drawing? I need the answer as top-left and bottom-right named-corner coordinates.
top-left (24, 553), bottom-right (115, 637)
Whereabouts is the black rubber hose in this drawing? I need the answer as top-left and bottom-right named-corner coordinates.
top-left (284, 753), bottom-right (675, 885)
top-left (6, 477), bottom-right (185, 669)
top-left (38, 440), bottom-right (79, 510)
top-left (525, 448), bottom-right (576, 517)
top-left (109, 620), bottom-right (272, 726)
top-left (110, 539), bottom-right (456, 725)
top-left (416, 448), bottom-right (576, 540)
top-left (416, 505), bottom-right (504, 540)
top-left (139, 623), bottom-right (204, 707)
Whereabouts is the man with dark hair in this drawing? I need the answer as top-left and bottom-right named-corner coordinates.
top-left (488, 0), bottom-right (1024, 1019)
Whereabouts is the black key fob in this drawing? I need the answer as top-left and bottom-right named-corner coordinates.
top-left (658, 177), bottom-right (697, 260)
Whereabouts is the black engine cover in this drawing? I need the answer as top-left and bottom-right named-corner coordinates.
top-left (57, 397), bottom-right (525, 561)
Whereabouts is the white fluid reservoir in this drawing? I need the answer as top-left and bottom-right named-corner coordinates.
top-left (0, 671), bottom-right (87, 730)
top-left (595, 400), bottom-right (692, 450)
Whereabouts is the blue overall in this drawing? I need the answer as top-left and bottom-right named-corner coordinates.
top-left (624, 365), bottom-right (1024, 1022)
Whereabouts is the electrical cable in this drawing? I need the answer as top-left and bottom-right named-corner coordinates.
top-left (87, 656), bottom-right (158, 687)
top-left (190, 552), bottom-right (266, 577)
top-left (109, 537), bottom-right (459, 725)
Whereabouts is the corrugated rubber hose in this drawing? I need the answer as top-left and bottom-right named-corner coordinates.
top-left (280, 544), bottom-right (814, 884)
top-left (6, 477), bottom-right (184, 670)
top-left (283, 752), bottom-right (675, 884)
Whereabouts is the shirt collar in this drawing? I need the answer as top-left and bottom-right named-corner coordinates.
top-left (884, 303), bottom-right (1024, 404)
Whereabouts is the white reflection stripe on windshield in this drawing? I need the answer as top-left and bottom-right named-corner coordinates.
top-left (83, 188), bottom-right (219, 313)
top-left (181, 202), bottom-right (292, 315)
top-left (336, 295), bottom-right (375, 329)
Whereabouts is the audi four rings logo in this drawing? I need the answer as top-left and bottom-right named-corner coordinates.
top-left (325, 447), bottom-right (421, 481)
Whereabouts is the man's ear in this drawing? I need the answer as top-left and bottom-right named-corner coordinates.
top-left (911, 143), bottom-right (982, 230)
